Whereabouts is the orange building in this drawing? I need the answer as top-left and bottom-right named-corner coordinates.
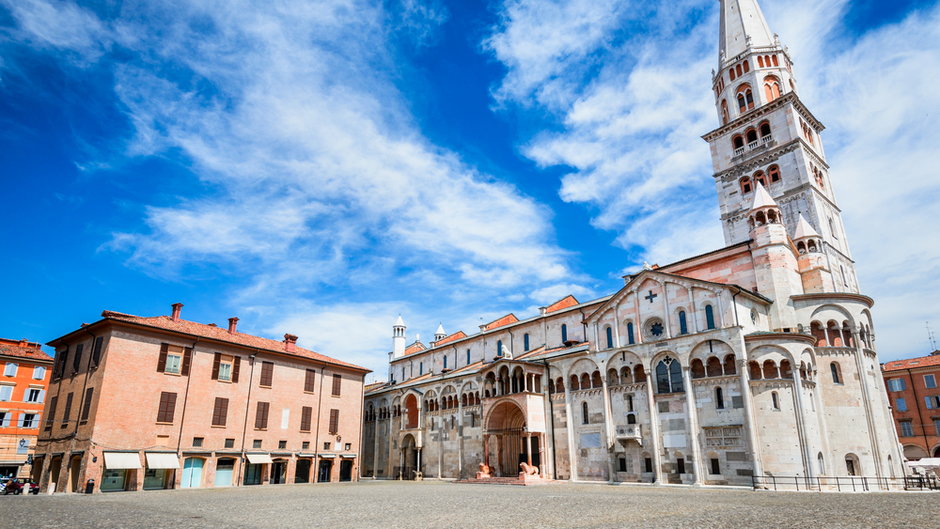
top-left (882, 351), bottom-right (940, 460)
top-left (0, 338), bottom-right (54, 479)
top-left (34, 303), bottom-right (369, 493)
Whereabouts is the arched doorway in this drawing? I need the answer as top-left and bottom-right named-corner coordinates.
top-left (400, 434), bottom-right (418, 480)
top-left (484, 401), bottom-right (536, 477)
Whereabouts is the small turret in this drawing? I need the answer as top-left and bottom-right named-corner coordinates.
top-left (747, 183), bottom-right (782, 230)
top-left (792, 214), bottom-right (834, 293)
top-left (433, 323), bottom-right (446, 345)
top-left (792, 214), bottom-right (821, 255)
top-left (392, 316), bottom-right (406, 359)
top-left (748, 183), bottom-right (802, 329)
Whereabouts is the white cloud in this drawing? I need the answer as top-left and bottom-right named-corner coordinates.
top-left (487, 0), bottom-right (940, 360)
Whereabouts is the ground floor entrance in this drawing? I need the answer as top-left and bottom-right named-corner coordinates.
top-left (294, 459), bottom-right (311, 484)
top-left (181, 458), bottom-right (204, 488)
top-left (271, 460), bottom-right (288, 484)
top-left (101, 469), bottom-right (129, 492)
top-left (339, 459), bottom-right (353, 482)
top-left (244, 463), bottom-right (265, 485)
top-left (318, 459), bottom-right (333, 482)
top-left (215, 458), bottom-right (236, 487)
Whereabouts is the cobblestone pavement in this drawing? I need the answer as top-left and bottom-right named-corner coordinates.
top-left (2, 480), bottom-right (936, 529)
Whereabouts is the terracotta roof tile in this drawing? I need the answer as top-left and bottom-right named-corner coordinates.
top-left (883, 353), bottom-right (940, 372)
top-left (481, 313), bottom-right (518, 331)
top-left (94, 311), bottom-right (368, 372)
top-left (404, 341), bottom-right (426, 356)
top-left (0, 338), bottom-right (53, 363)
top-left (434, 331), bottom-right (467, 347)
top-left (545, 295), bottom-right (579, 313)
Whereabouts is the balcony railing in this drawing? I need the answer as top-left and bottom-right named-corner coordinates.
top-left (615, 424), bottom-right (642, 441)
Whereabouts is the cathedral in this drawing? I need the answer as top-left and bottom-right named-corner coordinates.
top-left (361, 0), bottom-right (904, 487)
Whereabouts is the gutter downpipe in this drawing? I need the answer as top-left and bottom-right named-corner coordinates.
top-left (540, 359), bottom-right (558, 479)
top-left (312, 366), bottom-right (326, 482)
top-left (175, 339), bottom-right (200, 466)
top-left (239, 352), bottom-right (258, 487)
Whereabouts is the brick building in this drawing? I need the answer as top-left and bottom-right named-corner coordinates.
top-left (34, 303), bottom-right (368, 493)
top-left (882, 352), bottom-right (940, 461)
top-left (0, 338), bottom-right (53, 479)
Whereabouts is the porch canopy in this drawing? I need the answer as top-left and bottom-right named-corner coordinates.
top-left (103, 452), bottom-right (142, 469)
top-left (246, 453), bottom-right (273, 464)
top-left (145, 452), bottom-right (180, 469)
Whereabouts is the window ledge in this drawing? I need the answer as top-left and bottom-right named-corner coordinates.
top-left (211, 425), bottom-right (227, 429)
top-left (155, 421), bottom-right (174, 425)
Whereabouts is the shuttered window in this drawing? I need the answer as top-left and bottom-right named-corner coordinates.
top-left (157, 343), bottom-right (169, 373)
top-left (80, 388), bottom-right (94, 422)
top-left (62, 392), bottom-right (74, 426)
top-left (232, 356), bottom-right (241, 383)
top-left (156, 392), bottom-right (177, 423)
top-left (54, 349), bottom-right (68, 379)
top-left (331, 374), bottom-right (342, 396)
top-left (212, 397), bottom-right (229, 427)
top-left (181, 347), bottom-right (192, 376)
top-left (300, 406), bottom-right (312, 432)
top-left (255, 401), bottom-right (270, 429)
top-left (304, 369), bottom-right (316, 393)
top-left (90, 336), bottom-right (104, 369)
top-left (211, 352), bottom-right (221, 380)
top-left (45, 396), bottom-right (57, 431)
top-left (328, 408), bottom-right (339, 434)
top-left (72, 343), bottom-right (84, 374)
top-left (260, 361), bottom-right (274, 387)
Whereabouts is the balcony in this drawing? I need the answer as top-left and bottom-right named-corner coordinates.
top-left (615, 424), bottom-right (642, 443)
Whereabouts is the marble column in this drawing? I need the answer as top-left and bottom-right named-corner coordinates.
top-left (681, 366), bottom-right (705, 485)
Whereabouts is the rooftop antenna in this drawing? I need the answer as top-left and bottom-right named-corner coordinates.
top-left (928, 321), bottom-right (937, 352)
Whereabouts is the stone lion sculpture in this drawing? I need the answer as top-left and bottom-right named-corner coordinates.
top-left (519, 462), bottom-right (539, 476)
top-left (476, 463), bottom-right (492, 479)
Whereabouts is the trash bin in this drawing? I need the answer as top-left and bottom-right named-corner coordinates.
top-left (84, 479), bottom-right (95, 494)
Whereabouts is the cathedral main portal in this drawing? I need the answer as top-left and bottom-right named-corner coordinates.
top-left (483, 400), bottom-right (543, 477)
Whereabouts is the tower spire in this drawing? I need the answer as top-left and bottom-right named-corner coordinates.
top-left (719, 0), bottom-right (775, 62)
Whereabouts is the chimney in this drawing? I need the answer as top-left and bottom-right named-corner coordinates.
top-left (228, 317), bottom-right (239, 334)
top-left (171, 303), bottom-right (183, 321)
top-left (284, 333), bottom-right (298, 352)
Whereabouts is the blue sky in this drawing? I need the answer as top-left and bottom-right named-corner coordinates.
top-left (1, 0), bottom-right (938, 381)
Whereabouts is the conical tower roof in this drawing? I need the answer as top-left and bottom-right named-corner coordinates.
top-left (435, 323), bottom-right (445, 335)
top-left (394, 315), bottom-right (405, 327)
top-left (792, 214), bottom-right (820, 240)
top-left (750, 182), bottom-right (778, 211)
top-left (720, 0), bottom-right (775, 62)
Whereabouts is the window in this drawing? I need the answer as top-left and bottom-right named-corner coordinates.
top-left (278, 440), bottom-right (287, 449)
top-left (496, 340), bottom-right (503, 357)
top-left (301, 406), bottom-right (313, 432)
top-left (925, 375), bottom-right (937, 389)
top-left (0, 411), bottom-right (9, 427)
top-left (255, 402), bottom-right (270, 429)
top-left (329, 409), bottom-right (340, 434)
top-left (54, 350), bottom-right (68, 380)
top-left (466, 349), bottom-right (471, 365)
top-left (80, 388), bottom-right (94, 422)
top-left (45, 396), bottom-right (57, 431)
top-left (895, 398), bottom-right (907, 412)
top-left (0, 385), bottom-right (12, 401)
top-left (887, 378), bottom-right (906, 392)
top-left (627, 322), bottom-right (635, 345)
top-left (771, 391), bottom-right (780, 410)
top-left (561, 324), bottom-right (568, 343)
top-left (845, 456), bottom-right (858, 476)
top-left (830, 362), bottom-right (842, 384)
top-left (193, 437), bottom-right (204, 447)
top-left (25, 388), bottom-right (43, 403)
top-left (524, 333), bottom-right (530, 352)
top-left (4, 363), bottom-right (18, 377)
top-left (768, 165), bottom-right (781, 183)
top-left (260, 361), bottom-right (274, 387)
top-left (619, 457), bottom-right (627, 472)
top-left (344, 443), bottom-right (351, 451)
top-left (710, 458), bottom-right (721, 475)
top-left (606, 326), bottom-right (614, 349)
top-left (656, 357), bottom-right (683, 394)
top-left (224, 438), bottom-right (235, 449)
top-left (161, 345), bottom-right (183, 374)
top-left (705, 305), bottom-right (716, 330)
top-left (157, 392), bottom-right (177, 423)
top-left (740, 176), bottom-right (752, 194)
top-left (332, 374), bottom-right (342, 396)
top-left (899, 420), bottom-right (914, 437)
top-left (90, 336), bottom-right (104, 368)
top-left (217, 355), bottom-right (235, 382)
top-left (715, 387), bottom-right (724, 410)
top-left (62, 393), bottom-right (73, 425)
top-left (934, 419), bottom-right (940, 436)
top-left (443, 356), bottom-right (448, 370)
top-left (925, 396), bottom-right (940, 409)
top-left (323, 442), bottom-right (331, 450)
top-left (676, 458), bottom-right (686, 474)
top-left (32, 366), bottom-right (46, 380)
top-left (302, 441), bottom-right (310, 450)
top-left (581, 402), bottom-right (589, 425)
top-left (71, 343), bottom-right (84, 374)
top-left (21, 413), bottom-right (38, 429)
top-left (253, 440), bottom-right (262, 449)
top-left (304, 369), bottom-right (316, 393)
top-left (678, 311), bottom-right (688, 335)
top-left (644, 458), bottom-right (653, 473)
top-left (212, 397), bottom-right (229, 427)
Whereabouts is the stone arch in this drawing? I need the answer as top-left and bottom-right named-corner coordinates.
top-left (403, 393), bottom-right (419, 429)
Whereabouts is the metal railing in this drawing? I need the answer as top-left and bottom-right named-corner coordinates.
top-left (752, 474), bottom-right (939, 492)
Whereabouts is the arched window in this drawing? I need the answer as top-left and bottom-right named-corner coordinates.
top-left (740, 177), bottom-right (752, 194)
top-left (627, 322), bottom-right (635, 345)
top-left (736, 64), bottom-right (743, 77)
top-left (729, 67), bottom-right (736, 81)
top-left (754, 171), bottom-right (767, 187)
top-left (759, 121), bottom-right (771, 138)
top-left (570, 374), bottom-right (579, 391)
top-left (496, 340), bottom-right (503, 357)
top-left (715, 387), bottom-right (724, 409)
top-left (830, 362), bottom-right (842, 384)
top-left (678, 311), bottom-right (688, 335)
top-left (656, 357), bottom-right (684, 394)
top-left (742, 61), bottom-right (750, 73)
top-left (523, 333), bottom-right (530, 352)
top-left (581, 402), bottom-right (589, 425)
top-left (691, 358), bottom-right (705, 379)
top-left (768, 165), bottom-right (781, 183)
top-left (732, 135), bottom-right (745, 150)
top-left (443, 356), bottom-right (448, 370)
top-left (466, 349), bottom-right (471, 365)
top-left (758, 56), bottom-right (764, 68)
top-left (745, 128), bottom-right (758, 145)
top-left (736, 85), bottom-right (754, 112)
top-left (606, 326), bottom-right (614, 349)
top-left (723, 354), bottom-right (737, 375)
top-left (772, 55), bottom-right (779, 66)
top-left (561, 324), bottom-right (568, 344)
top-left (763, 76), bottom-right (781, 102)
top-left (705, 305), bottom-right (716, 330)
top-left (771, 391), bottom-right (780, 410)
top-left (720, 100), bottom-right (729, 124)
top-left (845, 454), bottom-right (859, 476)
top-left (419, 362), bottom-right (424, 375)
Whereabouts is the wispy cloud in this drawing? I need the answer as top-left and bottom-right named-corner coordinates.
top-left (486, 0), bottom-right (940, 359)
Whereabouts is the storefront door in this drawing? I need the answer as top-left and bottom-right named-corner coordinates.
top-left (294, 459), bottom-right (311, 483)
top-left (215, 459), bottom-right (235, 487)
top-left (317, 460), bottom-right (333, 482)
top-left (244, 463), bottom-right (263, 485)
top-left (271, 460), bottom-right (287, 484)
top-left (100, 469), bottom-right (126, 492)
top-left (339, 460), bottom-right (353, 482)
top-left (181, 458), bottom-right (203, 488)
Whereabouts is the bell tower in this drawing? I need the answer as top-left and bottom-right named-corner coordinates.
top-left (704, 0), bottom-right (859, 293)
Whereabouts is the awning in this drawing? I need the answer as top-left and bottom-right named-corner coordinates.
top-left (340, 453), bottom-right (357, 459)
top-left (103, 452), bottom-right (142, 469)
top-left (318, 453), bottom-right (337, 459)
top-left (246, 453), bottom-right (273, 464)
top-left (145, 452), bottom-right (180, 469)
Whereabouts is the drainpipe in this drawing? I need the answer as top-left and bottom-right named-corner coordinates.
top-left (175, 339), bottom-right (200, 455)
top-left (731, 290), bottom-right (741, 327)
top-left (356, 373), bottom-right (366, 481)
top-left (239, 353), bottom-right (258, 486)
top-left (905, 368), bottom-right (930, 454)
top-left (311, 366), bottom-right (326, 482)
top-left (540, 359), bottom-right (558, 479)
